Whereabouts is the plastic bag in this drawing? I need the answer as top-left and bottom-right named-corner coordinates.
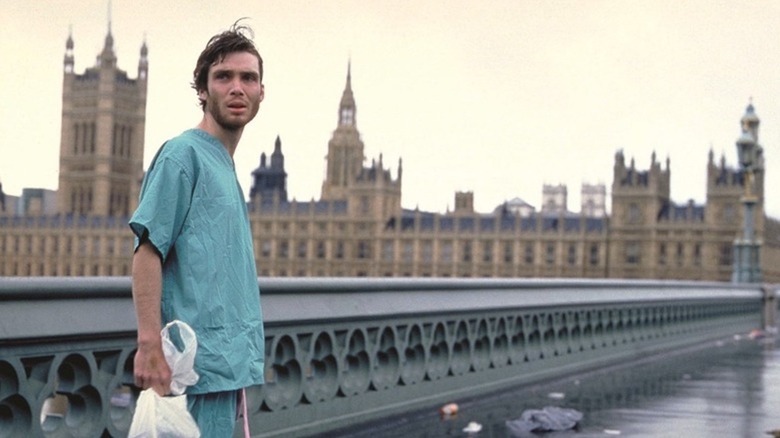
top-left (128, 320), bottom-right (201, 437)
top-left (161, 320), bottom-right (199, 396)
top-left (128, 389), bottom-right (200, 438)
top-left (506, 406), bottom-right (583, 437)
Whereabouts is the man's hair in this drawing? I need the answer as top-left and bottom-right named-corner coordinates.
top-left (192, 19), bottom-right (264, 110)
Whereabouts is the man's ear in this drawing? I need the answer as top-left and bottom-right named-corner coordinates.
top-left (198, 89), bottom-right (208, 102)
top-left (259, 84), bottom-right (265, 103)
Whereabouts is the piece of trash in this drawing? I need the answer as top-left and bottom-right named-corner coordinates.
top-left (439, 403), bottom-right (459, 417)
top-left (749, 329), bottom-right (767, 340)
top-left (505, 406), bottom-right (583, 437)
top-left (547, 392), bottom-right (565, 399)
top-left (463, 421), bottom-right (482, 434)
top-left (604, 429), bottom-right (621, 435)
top-left (734, 334), bottom-right (743, 341)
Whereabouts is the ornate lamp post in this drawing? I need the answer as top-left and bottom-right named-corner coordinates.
top-left (732, 112), bottom-right (762, 283)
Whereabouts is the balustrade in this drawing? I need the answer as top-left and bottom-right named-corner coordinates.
top-left (0, 278), bottom-right (773, 437)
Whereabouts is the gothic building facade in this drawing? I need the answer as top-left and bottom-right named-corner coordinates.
top-left (0, 29), bottom-right (778, 282)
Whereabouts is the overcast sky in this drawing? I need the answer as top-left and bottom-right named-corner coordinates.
top-left (2, 0), bottom-right (779, 217)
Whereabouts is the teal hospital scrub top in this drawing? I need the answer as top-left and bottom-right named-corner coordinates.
top-left (129, 129), bottom-right (265, 394)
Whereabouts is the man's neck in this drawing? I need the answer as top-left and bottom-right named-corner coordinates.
top-left (197, 118), bottom-right (242, 157)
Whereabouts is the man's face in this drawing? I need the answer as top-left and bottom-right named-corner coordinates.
top-left (200, 51), bottom-right (264, 131)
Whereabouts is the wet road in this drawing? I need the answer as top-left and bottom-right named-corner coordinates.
top-left (330, 335), bottom-right (780, 437)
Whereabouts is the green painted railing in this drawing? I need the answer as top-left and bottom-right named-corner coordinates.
top-left (0, 277), bottom-right (774, 437)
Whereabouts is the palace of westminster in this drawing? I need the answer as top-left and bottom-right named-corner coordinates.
top-left (1, 28), bottom-right (779, 282)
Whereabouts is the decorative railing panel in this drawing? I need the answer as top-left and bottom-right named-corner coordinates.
top-left (0, 277), bottom-right (774, 437)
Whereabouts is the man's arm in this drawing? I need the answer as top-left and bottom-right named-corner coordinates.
top-left (131, 241), bottom-right (171, 395)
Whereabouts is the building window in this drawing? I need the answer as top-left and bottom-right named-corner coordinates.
top-left (567, 244), bottom-right (576, 266)
top-left (297, 241), bottom-right (307, 259)
top-left (719, 243), bottom-right (732, 266)
top-left (524, 243), bottom-right (534, 265)
top-left (316, 241), bottom-right (326, 259)
top-left (335, 241), bottom-right (344, 259)
top-left (628, 203), bottom-right (641, 223)
top-left (589, 244), bottom-right (599, 266)
top-left (693, 243), bottom-right (701, 267)
top-left (402, 240), bottom-right (414, 262)
top-left (122, 237), bottom-right (132, 255)
top-left (676, 243), bottom-right (684, 267)
top-left (421, 240), bottom-right (433, 263)
top-left (482, 241), bottom-right (493, 263)
top-left (462, 241), bottom-right (472, 263)
top-left (658, 243), bottom-right (667, 266)
top-left (545, 243), bottom-right (555, 265)
top-left (357, 241), bottom-right (371, 259)
top-left (441, 241), bottom-right (453, 263)
top-left (261, 241), bottom-right (271, 258)
top-left (625, 241), bottom-right (641, 264)
top-left (503, 241), bottom-right (513, 264)
top-left (382, 240), bottom-right (394, 261)
top-left (278, 240), bottom-right (289, 259)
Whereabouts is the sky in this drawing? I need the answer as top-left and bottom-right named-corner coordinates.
top-left (2, 0), bottom-right (779, 217)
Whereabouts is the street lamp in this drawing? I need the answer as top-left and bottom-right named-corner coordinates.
top-left (732, 106), bottom-right (762, 283)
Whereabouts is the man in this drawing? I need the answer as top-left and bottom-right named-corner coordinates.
top-left (129, 22), bottom-right (265, 436)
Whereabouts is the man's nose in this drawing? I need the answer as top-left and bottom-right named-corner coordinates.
top-left (229, 78), bottom-right (245, 95)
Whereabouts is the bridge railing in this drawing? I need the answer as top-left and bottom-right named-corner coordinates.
top-left (0, 277), bottom-right (774, 437)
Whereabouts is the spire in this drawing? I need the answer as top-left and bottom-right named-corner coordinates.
top-left (271, 135), bottom-right (284, 171)
top-left (338, 60), bottom-right (356, 127)
top-left (138, 34), bottom-right (149, 80)
top-left (64, 26), bottom-right (75, 73)
top-left (98, 0), bottom-right (116, 68)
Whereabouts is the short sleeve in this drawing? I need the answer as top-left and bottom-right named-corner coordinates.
top-left (129, 152), bottom-right (194, 262)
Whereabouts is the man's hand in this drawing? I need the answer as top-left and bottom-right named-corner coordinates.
top-left (134, 338), bottom-right (172, 396)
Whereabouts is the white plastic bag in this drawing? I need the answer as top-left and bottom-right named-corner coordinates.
top-left (161, 320), bottom-right (199, 396)
top-left (128, 320), bottom-right (201, 437)
top-left (128, 389), bottom-right (200, 438)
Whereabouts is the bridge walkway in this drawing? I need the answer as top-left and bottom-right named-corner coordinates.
top-left (331, 335), bottom-right (780, 438)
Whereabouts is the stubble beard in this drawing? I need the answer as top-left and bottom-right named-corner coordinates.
top-left (206, 96), bottom-right (259, 132)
